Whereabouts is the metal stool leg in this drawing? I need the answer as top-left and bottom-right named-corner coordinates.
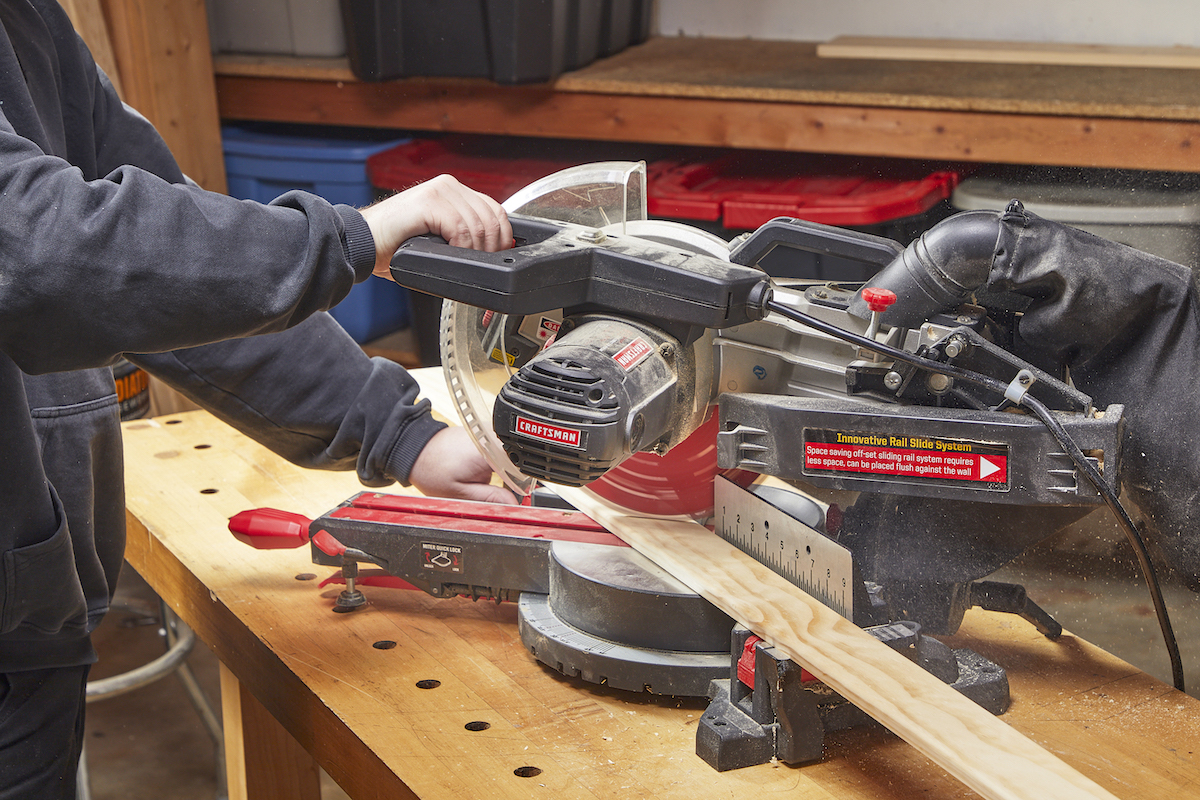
top-left (78, 597), bottom-right (226, 800)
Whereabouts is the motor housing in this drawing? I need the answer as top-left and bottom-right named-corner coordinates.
top-left (493, 315), bottom-right (710, 486)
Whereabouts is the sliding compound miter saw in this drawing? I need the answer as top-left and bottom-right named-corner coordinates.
top-left (234, 163), bottom-right (1141, 771)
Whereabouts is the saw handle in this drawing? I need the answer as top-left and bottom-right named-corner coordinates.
top-left (729, 216), bottom-right (904, 273)
top-left (390, 212), bottom-right (771, 329)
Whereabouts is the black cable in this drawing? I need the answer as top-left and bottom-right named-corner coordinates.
top-left (764, 298), bottom-right (1186, 692)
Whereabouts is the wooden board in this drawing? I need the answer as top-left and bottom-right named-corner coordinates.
top-left (552, 487), bottom-right (1115, 800)
top-left (121, 371), bottom-right (1200, 799)
top-left (818, 36), bottom-right (1200, 70)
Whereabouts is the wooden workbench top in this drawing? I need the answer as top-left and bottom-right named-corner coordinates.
top-left (121, 370), bottom-right (1200, 798)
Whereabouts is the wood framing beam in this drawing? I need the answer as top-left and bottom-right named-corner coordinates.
top-left (102, 0), bottom-right (227, 192)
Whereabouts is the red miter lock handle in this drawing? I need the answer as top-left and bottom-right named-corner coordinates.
top-left (861, 286), bottom-right (897, 314)
top-left (228, 508), bottom-right (345, 556)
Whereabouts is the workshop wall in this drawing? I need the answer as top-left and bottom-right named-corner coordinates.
top-left (656, 0), bottom-right (1200, 48)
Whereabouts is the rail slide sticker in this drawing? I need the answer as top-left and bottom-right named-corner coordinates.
top-left (803, 428), bottom-right (1010, 491)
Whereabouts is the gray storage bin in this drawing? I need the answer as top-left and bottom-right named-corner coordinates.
top-left (952, 168), bottom-right (1200, 268)
top-left (208, 0), bottom-right (346, 58)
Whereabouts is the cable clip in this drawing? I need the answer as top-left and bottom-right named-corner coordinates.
top-left (1004, 369), bottom-right (1036, 405)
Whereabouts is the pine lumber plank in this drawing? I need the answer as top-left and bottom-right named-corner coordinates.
top-left (818, 36), bottom-right (1200, 70)
top-left (410, 370), bottom-right (1136, 799)
top-left (547, 486), bottom-right (1118, 800)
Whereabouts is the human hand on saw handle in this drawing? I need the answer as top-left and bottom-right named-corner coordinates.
top-left (861, 200), bottom-right (1200, 589)
top-left (362, 175), bottom-right (518, 505)
top-left (361, 173), bottom-right (513, 280)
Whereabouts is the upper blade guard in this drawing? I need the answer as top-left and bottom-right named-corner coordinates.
top-left (438, 161), bottom-right (751, 517)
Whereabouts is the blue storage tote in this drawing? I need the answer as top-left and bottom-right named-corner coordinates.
top-left (221, 124), bottom-right (413, 343)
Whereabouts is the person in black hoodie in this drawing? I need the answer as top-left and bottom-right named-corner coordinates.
top-left (0, 2), bottom-right (515, 796)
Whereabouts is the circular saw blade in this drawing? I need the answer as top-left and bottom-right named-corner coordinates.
top-left (587, 413), bottom-right (757, 519)
top-left (441, 161), bottom-right (754, 518)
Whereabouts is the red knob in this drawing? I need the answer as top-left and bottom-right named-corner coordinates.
top-left (862, 287), bottom-right (898, 314)
top-left (228, 508), bottom-right (312, 550)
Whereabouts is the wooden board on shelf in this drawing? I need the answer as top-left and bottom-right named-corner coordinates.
top-left (214, 53), bottom-right (357, 82)
top-left (818, 36), bottom-right (1200, 70)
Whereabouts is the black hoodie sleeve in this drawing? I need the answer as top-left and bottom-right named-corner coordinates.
top-left (0, 0), bottom-right (443, 485)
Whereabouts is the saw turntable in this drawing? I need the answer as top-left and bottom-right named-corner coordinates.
top-left (232, 162), bottom-right (1180, 771)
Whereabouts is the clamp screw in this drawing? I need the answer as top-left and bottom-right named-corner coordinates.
top-left (884, 371), bottom-right (903, 390)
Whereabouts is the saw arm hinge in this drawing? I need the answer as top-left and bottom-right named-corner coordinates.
top-left (695, 624), bottom-right (1010, 771)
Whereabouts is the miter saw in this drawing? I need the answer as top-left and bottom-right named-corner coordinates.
top-left (233, 162), bottom-right (1184, 770)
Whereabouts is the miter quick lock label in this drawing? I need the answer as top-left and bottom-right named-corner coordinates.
top-left (514, 416), bottom-right (584, 449)
top-left (422, 543), bottom-right (463, 573)
top-left (803, 429), bottom-right (1010, 491)
top-left (613, 337), bottom-right (653, 371)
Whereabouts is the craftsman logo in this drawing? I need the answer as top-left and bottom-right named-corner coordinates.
top-left (802, 429), bottom-right (1009, 490)
top-left (422, 542), bottom-right (463, 573)
top-left (613, 338), bottom-right (652, 371)
top-left (515, 416), bottom-right (583, 449)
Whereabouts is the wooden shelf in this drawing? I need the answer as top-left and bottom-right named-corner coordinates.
top-left (214, 37), bottom-right (1200, 172)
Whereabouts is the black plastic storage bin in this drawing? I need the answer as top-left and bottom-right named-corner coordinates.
top-left (340, 0), bottom-right (649, 83)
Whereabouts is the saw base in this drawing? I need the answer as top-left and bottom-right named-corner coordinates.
top-left (518, 541), bottom-right (733, 696)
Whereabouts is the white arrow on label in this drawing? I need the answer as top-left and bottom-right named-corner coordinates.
top-left (979, 456), bottom-right (1002, 479)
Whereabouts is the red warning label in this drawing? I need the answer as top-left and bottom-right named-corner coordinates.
top-left (803, 429), bottom-right (1009, 489)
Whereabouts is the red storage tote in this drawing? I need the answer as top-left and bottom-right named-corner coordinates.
top-left (647, 152), bottom-right (959, 232)
top-left (367, 137), bottom-right (581, 203)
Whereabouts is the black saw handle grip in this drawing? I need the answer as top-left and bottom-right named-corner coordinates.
top-left (728, 216), bottom-right (904, 273)
top-left (388, 213), bottom-right (772, 329)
